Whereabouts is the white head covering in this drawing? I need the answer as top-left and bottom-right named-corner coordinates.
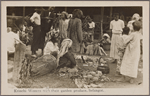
top-left (61, 11), bottom-right (69, 19)
top-left (58, 39), bottom-right (72, 57)
top-left (132, 13), bottom-right (140, 21)
top-left (103, 33), bottom-right (110, 38)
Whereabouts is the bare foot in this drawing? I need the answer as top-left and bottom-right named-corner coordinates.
top-left (129, 79), bottom-right (134, 84)
top-left (115, 72), bottom-right (122, 77)
top-left (115, 76), bottom-right (125, 82)
top-left (124, 76), bottom-right (135, 83)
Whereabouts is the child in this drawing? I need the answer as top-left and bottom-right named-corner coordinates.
top-left (117, 20), bottom-right (142, 83)
top-left (115, 26), bottom-right (130, 76)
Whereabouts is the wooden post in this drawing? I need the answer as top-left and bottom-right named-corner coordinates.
top-left (13, 43), bottom-right (26, 84)
top-left (110, 7), bottom-right (113, 39)
top-left (100, 7), bottom-right (104, 39)
top-left (110, 7), bottom-right (113, 21)
top-left (23, 7), bottom-right (25, 18)
top-left (22, 7), bottom-right (25, 25)
top-left (65, 7), bottom-right (67, 12)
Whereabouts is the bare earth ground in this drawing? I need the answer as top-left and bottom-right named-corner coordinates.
top-left (8, 45), bottom-right (143, 88)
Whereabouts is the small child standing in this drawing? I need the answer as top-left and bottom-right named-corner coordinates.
top-left (117, 20), bottom-right (142, 83)
top-left (115, 26), bottom-right (130, 76)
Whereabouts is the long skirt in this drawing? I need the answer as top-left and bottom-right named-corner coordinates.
top-left (31, 25), bottom-right (41, 52)
top-left (110, 33), bottom-right (121, 59)
top-left (40, 30), bottom-right (47, 50)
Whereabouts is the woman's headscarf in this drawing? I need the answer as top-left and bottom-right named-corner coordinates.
top-left (58, 39), bottom-right (72, 57)
top-left (132, 13), bottom-right (140, 21)
top-left (61, 11), bottom-right (69, 19)
top-left (127, 13), bottom-right (140, 33)
top-left (103, 33), bottom-right (110, 39)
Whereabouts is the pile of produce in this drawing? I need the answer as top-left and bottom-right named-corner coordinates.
top-left (57, 55), bottom-right (113, 88)
top-left (74, 70), bottom-right (112, 88)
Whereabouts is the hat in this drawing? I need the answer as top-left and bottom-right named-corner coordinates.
top-left (61, 11), bottom-right (69, 18)
top-left (103, 33), bottom-right (110, 38)
top-left (132, 13), bottom-right (140, 21)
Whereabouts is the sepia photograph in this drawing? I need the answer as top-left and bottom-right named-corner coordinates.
top-left (1, 1), bottom-right (149, 95)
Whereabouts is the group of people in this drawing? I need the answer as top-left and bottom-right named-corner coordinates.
top-left (110, 13), bottom-right (142, 83)
top-left (7, 7), bottom-right (143, 83)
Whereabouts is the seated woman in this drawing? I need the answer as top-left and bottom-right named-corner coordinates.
top-left (99, 33), bottom-right (111, 47)
top-left (56, 39), bottom-right (76, 69)
top-left (43, 34), bottom-right (59, 58)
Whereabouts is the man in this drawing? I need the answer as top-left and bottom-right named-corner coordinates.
top-left (110, 13), bottom-right (125, 63)
top-left (41, 7), bottom-right (55, 53)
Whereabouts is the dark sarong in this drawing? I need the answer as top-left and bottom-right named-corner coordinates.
top-left (31, 25), bottom-right (41, 52)
top-left (40, 30), bottom-right (47, 50)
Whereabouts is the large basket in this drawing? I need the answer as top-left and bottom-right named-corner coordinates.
top-left (30, 54), bottom-right (57, 77)
top-left (103, 43), bottom-right (111, 51)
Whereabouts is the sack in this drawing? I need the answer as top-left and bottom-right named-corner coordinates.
top-left (30, 54), bottom-right (57, 77)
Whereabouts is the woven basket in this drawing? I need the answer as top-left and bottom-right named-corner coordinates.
top-left (103, 43), bottom-right (111, 51)
top-left (30, 54), bottom-right (57, 77)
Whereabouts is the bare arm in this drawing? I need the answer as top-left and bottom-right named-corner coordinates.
top-left (77, 19), bottom-right (83, 43)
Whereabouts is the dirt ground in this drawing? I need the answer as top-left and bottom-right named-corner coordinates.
top-left (8, 45), bottom-right (143, 88)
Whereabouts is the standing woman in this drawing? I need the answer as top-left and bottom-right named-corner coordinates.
top-left (67, 9), bottom-right (84, 53)
top-left (59, 11), bottom-right (69, 39)
top-left (110, 13), bottom-right (125, 63)
top-left (30, 7), bottom-right (42, 57)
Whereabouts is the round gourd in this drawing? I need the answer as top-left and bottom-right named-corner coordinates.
top-left (83, 76), bottom-right (88, 78)
top-left (97, 71), bottom-right (103, 76)
top-left (90, 84), bottom-right (98, 88)
top-left (92, 77), bottom-right (99, 82)
top-left (87, 75), bottom-right (93, 79)
top-left (101, 75), bottom-right (106, 79)
top-left (95, 74), bottom-right (100, 77)
top-left (89, 71), bottom-right (96, 76)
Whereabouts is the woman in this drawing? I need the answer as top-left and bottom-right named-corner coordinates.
top-left (59, 11), bottom-right (69, 39)
top-left (30, 7), bottom-right (42, 57)
top-left (110, 13), bottom-right (125, 63)
top-left (56, 39), bottom-right (76, 69)
top-left (127, 13), bottom-right (140, 34)
top-left (67, 9), bottom-right (84, 53)
top-left (43, 34), bottom-right (59, 58)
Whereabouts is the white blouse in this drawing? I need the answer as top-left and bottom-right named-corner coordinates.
top-left (7, 31), bottom-right (20, 53)
top-left (110, 19), bottom-right (125, 33)
top-left (43, 41), bottom-right (59, 55)
top-left (30, 12), bottom-right (41, 25)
